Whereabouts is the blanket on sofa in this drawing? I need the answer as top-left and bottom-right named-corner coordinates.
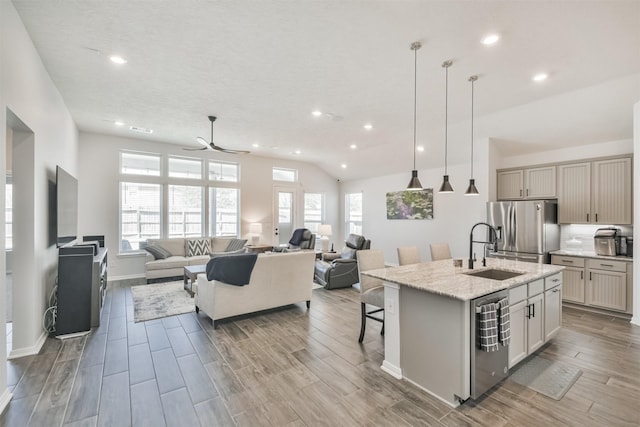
top-left (205, 253), bottom-right (258, 286)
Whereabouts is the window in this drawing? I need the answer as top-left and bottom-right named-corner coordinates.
top-left (121, 152), bottom-right (161, 176)
top-left (120, 182), bottom-right (161, 251)
top-left (5, 175), bottom-right (12, 250)
top-left (168, 185), bottom-right (203, 238)
top-left (209, 160), bottom-right (239, 182)
top-left (168, 156), bottom-right (202, 179)
top-left (210, 187), bottom-right (239, 237)
top-left (272, 167), bottom-right (297, 182)
top-left (303, 193), bottom-right (323, 233)
top-left (345, 192), bottom-right (363, 235)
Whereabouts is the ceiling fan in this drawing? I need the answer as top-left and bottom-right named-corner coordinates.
top-left (183, 115), bottom-right (250, 154)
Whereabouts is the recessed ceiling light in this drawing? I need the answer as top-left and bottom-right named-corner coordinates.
top-left (252, 143), bottom-right (260, 148)
top-left (481, 34), bottom-right (500, 45)
top-left (364, 123), bottom-right (373, 130)
top-left (114, 121), bottom-right (125, 126)
top-left (533, 73), bottom-right (548, 82)
top-left (349, 144), bottom-right (357, 150)
top-left (312, 110), bottom-right (322, 117)
top-left (129, 126), bottom-right (153, 134)
top-left (109, 55), bottom-right (127, 65)
top-left (416, 145), bottom-right (425, 152)
top-left (341, 164), bottom-right (347, 169)
top-left (294, 150), bottom-right (302, 155)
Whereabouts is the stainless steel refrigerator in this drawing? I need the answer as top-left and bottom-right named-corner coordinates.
top-left (486, 200), bottom-right (560, 263)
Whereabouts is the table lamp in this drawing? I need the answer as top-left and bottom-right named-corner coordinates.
top-left (249, 223), bottom-right (262, 245)
top-left (317, 224), bottom-right (332, 252)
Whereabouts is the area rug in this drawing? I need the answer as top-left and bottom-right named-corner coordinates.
top-left (509, 356), bottom-right (582, 400)
top-left (131, 281), bottom-right (195, 323)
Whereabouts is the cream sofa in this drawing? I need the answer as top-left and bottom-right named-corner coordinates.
top-left (195, 251), bottom-right (315, 327)
top-left (144, 237), bottom-right (246, 282)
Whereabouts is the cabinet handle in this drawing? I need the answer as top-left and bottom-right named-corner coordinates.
top-left (552, 278), bottom-right (560, 282)
top-left (580, 271), bottom-right (583, 280)
top-left (520, 189), bottom-right (523, 197)
top-left (526, 189), bottom-right (529, 197)
top-left (561, 260), bottom-right (574, 264)
top-left (589, 272), bottom-right (592, 280)
top-left (599, 263), bottom-right (614, 268)
top-left (552, 289), bottom-right (560, 293)
top-left (595, 213), bottom-right (598, 222)
top-left (526, 304), bottom-right (531, 319)
top-left (586, 213), bottom-right (589, 222)
top-left (532, 303), bottom-right (535, 318)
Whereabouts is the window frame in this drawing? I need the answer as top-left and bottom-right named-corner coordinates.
top-left (119, 181), bottom-right (162, 253)
top-left (120, 150), bottom-right (162, 177)
top-left (208, 160), bottom-right (240, 182)
top-left (272, 167), bottom-right (298, 183)
top-left (168, 155), bottom-right (203, 180)
top-left (345, 192), bottom-right (363, 237)
top-left (209, 186), bottom-right (241, 237)
top-left (303, 192), bottom-right (324, 234)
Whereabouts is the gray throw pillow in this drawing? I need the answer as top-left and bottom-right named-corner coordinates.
top-left (145, 244), bottom-right (172, 260)
top-left (226, 238), bottom-right (247, 252)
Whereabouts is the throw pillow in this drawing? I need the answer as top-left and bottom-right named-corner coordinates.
top-left (144, 244), bottom-right (172, 260)
top-left (226, 238), bottom-right (247, 252)
top-left (187, 238), bottom-right (210, 257)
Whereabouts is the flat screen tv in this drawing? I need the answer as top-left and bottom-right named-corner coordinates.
top-left (56, 166), bottom-right (78, 247)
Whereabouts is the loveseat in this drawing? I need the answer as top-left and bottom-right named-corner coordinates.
top-left (195, 251), bottom-right (315, 327)
top-left (144, 237), bottom-right (246, 282)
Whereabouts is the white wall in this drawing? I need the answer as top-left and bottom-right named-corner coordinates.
top-left (78, 132), bottom-right (340, 279)
top-left (339, 138), bottom-right (490, 265)
top-left (0, 0), bottom-right (79, 406)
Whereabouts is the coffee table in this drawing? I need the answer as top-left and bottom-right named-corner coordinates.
top-left (183, 264), bottom-right (206, 297)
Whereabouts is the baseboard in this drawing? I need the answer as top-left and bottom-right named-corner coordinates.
top-left (380, 360), bottom-right (402, 379)
top-left (8, 330), bottom-right (47, 360)
top-left (631, 316), bottom-right (640, 327)
top-left (0, 388), bottom-right (13, 415)
top-left (108, 273), bottom-right (145, 282)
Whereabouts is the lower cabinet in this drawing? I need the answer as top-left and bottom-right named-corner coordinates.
top-left (508, 273), bottom-right (563, 369)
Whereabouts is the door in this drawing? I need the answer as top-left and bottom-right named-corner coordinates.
top-left (558, 162), bottom-right (591, 224)
top-left (527, 293), bottom-right (545, 354)
top-left (561, 267), bottom-right (585, 304)
top-left (511, 201), bottom-right (543, 254)
top-left (588, 269), bottom-right (627, 311)
top-left (487, 202), bottom-right (511, 252)
top-left (508, 300), bottom-right (528, 369)
top-left (273, 186), bottom-right (297, 246)
top-left (524, 166), bottom-right (556, 199)
top-left (592, 158), bottom-right (632, 225)
top-left (497, 170), bottom-right (524, 200)
top-left (544, 285), bottom-right (562, 341)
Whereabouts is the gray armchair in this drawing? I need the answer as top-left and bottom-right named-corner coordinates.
top-left (273, 228), bottom-right (316, 252)
top-left (314, 234), bottom-right (371, 290)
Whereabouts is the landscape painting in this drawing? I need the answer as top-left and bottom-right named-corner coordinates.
top-left (386, 189), bottom-right (434, 220)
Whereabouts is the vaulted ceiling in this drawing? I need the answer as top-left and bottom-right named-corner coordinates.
top-left (12, 0), bottom-right (640, 180)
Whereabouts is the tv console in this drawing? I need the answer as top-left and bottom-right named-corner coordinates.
top-left (56, 240), bottom-right (107, 337)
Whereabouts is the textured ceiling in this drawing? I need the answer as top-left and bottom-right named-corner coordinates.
top-left (12, 0), bottom-right (640, 180)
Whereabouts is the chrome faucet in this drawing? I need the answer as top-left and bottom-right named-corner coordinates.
top-left (469, 222), bottom-right (498, 269)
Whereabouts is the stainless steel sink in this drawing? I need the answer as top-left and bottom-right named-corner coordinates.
top-left (464, 269), bottom-right (524, 281)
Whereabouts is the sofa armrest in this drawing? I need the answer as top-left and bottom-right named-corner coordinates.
top-left (145, 253), bottom-right (155, 263)
top-left (332, 258), bottom-right (356, 265)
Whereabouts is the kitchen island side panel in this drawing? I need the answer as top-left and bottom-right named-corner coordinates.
top-left (399, 285), bottom-right (471, 406)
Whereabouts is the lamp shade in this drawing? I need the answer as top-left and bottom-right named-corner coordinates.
top-left (317, 224), bottom-right (332, 237)
top-left (406, 170), bottom-right (423, 191)
top-left (465, 179), bottom-right (479, 196)
top-left (249, 223), bottom-right (262, 234)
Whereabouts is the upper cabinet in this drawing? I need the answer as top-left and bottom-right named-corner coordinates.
top-left (497, 166), bottom-right (556, 200)
top-left (558, 157), bottom-right (631, 224)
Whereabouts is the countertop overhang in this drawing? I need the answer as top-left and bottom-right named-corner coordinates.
top-left (550, 249), bottom-right (633, 263)
top-left (362, 258), bottom-right (564, 301)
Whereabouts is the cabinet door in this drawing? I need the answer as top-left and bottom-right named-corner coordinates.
top-left (557, 163), bottom-right (591, 224)
top-left (508, 300), bottom-right (528, 369)
top-left (544, 285), bottom-right (562, 341)
top-left (561, 267), bottom-right (585, 304)
top-left (588, 269), bottom-right (627, 311)
top-left (525, 166), bottom-right (556, 199)
top-left (497, 170), bottom-right (524, 200)
top-left (592, 158), bottom-right (632, 225)
top-left (527, 293), bottom-right (545, 354)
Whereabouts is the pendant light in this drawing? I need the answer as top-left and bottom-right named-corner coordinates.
top-left (438, 60), bottom-right (454, 193)
top-left (406, 41), bottom-right (423, 191)
top-left (465, 75), bottom-right (479, 195)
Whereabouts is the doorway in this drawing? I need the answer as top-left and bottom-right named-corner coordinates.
top-left (273, 186), bottom-right (297, 247)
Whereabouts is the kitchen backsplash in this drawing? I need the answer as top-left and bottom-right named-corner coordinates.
top-left (560, 224), bottom-right (633, 252)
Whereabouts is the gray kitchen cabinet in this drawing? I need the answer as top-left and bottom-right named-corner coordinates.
top-left (544, 273), bottom-right (563, 341)
top-left (508, 278), bottom-right (545, 369)
top-left (551, 255), bottom-right (585, 303)
top-left (497, 166), bottom-right (555, 200)
top-left (558, 157), bottom-right (632, 225)
top-left (586, 259), bottom-right (627, 312)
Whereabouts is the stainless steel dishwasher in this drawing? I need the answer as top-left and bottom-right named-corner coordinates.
top-left (470, 289), bottom-right (509, 400)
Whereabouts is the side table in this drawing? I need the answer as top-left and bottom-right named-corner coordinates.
top-left (245, 244), bottom-right (273, 254)
top-left (183, 264), bottom-right (206, 297)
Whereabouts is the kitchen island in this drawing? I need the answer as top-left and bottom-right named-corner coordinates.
top-left (362, 257), bottom-right (564, 407)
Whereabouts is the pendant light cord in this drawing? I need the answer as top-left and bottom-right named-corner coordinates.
top-left (413, 45), bottom-right (418, 170)
top-left (469, 75), bottom-right (477, 178)
top-left (444, 63), bottom-right (449, 175)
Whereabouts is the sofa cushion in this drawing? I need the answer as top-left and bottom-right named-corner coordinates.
top-left (144, 244), bottom-right (172, 260)
top-left (210, 237), bottom-right (232, 253)
top-left (187, 238), bottom-right (210, 257)
top-left (226, 238), bottom-right (247, 252)
top-left (147, 238), bottom-right (186, 256)
top-left (145, 256), bottom-right (189, 270)
top-left (188, 255), bottom-right (210, 266)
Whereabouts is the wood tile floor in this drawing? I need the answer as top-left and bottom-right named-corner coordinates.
top-left (1, 284), bottom-right (639, 426)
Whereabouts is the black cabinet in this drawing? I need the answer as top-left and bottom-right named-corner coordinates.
top-left (56, 244), bottom-right (107, 336)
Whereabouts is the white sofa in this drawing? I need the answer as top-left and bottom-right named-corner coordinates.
top-left (195, 251), bottom-right (315, 327)
top-left (144, 237), bottom-right (246, 282)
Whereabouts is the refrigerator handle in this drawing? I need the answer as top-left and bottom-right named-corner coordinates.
top-left (510, 204), bottom-right (516, 247)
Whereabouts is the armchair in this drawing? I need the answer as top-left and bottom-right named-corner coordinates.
top-left (314, 234), bottom-right (371, 290)
top-left (273, 228), bottom-right (316, 252)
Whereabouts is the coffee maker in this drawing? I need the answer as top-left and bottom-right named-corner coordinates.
top-left (593, 227), bottom-right (620, 256)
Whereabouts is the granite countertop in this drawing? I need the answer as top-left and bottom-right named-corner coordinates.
top-left (550, 250), bottom-right (633, 263)
top-left (361, 258), bottom-right (564, 301)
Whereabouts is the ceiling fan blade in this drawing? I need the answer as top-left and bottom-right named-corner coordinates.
top-left (212, 145), bottom-right (251, 154)
top-left (196, 136), bottom-right (210, 148)
top-left (182, 146), bottom-right (210, 151)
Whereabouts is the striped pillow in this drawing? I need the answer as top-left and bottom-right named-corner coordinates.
top-left (226, 238), bottom-right (247, 252)
top-left (187, 238), bottom-right (210, 257)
